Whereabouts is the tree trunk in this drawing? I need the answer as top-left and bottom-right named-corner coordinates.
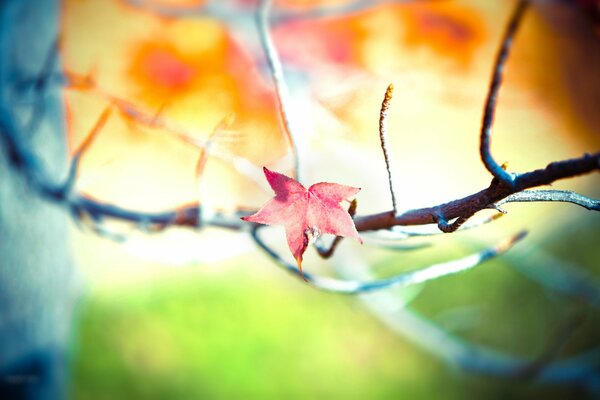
top-left (0, 1), bottom-right (78, 399)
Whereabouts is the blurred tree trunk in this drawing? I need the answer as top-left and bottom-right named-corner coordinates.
top-left (0, 1), bottom-right (78, 399)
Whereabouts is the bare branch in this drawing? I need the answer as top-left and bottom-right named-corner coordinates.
top-left (250, 224), bottom-right (526, 294)
top-left (379, 84), bottom-right (399, 215)
top-left (480, 0), bottom-right (529, 184)
top-left (257, 0), bottom-right (301, 181)
top-left (353, 152), bottom-right (600, 232)
top-left (70, 196), bottom-right (245, 231)
top-left (499, 190), bottom-right (600, 211)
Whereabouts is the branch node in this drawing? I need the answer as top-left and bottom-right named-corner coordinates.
top-left (433, 211), bottom-right (473, 233)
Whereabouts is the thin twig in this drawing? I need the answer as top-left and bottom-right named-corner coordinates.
top-left (379, 84), bottom-right (399, 215)
top-left (434, 213), bottom-right (473, 234)
top-left (257, 0), bottom-right (301, 181)
top-left (479, 0), bottom-right (529, 184)
top-left (195, 114), bottom-right (234, 178)
top-left (251, 224), bottom-right (526, 293)
top-left (63, 106), bottom-right (113, 195)
top-left (194, 115), bottom-right (234, 228)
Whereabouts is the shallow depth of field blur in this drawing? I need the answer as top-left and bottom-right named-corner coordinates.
top-left (62, 0), bottom-right (600, 398)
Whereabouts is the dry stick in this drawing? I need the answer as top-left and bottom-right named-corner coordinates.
top-left (379, 84), bottom-right (399, 215)
top-left (257, 0), bottom-right (301, 181)
top-left (479, 0), bottom-right (529, 184)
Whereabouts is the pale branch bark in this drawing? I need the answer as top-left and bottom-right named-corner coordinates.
top-left (256, 0), bottom-right (301, 181)
top-left (499, 190), bottom-right (600, 211)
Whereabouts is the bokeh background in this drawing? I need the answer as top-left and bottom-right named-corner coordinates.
top-left (60, 0), bottom-right (600, 398)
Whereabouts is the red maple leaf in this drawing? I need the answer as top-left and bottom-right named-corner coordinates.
top-left (242, 167), bottom-right (363, 277)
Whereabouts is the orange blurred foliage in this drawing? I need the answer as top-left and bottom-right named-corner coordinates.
top-left (61, 0), bottom-right (599, 214)
top-left (61, 0), bottom-right (287, 211)
top-left (274, 2), bottom-right (485, 69)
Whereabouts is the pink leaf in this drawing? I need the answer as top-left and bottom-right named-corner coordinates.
top-left (242, 167), bottom-right (362, 279)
